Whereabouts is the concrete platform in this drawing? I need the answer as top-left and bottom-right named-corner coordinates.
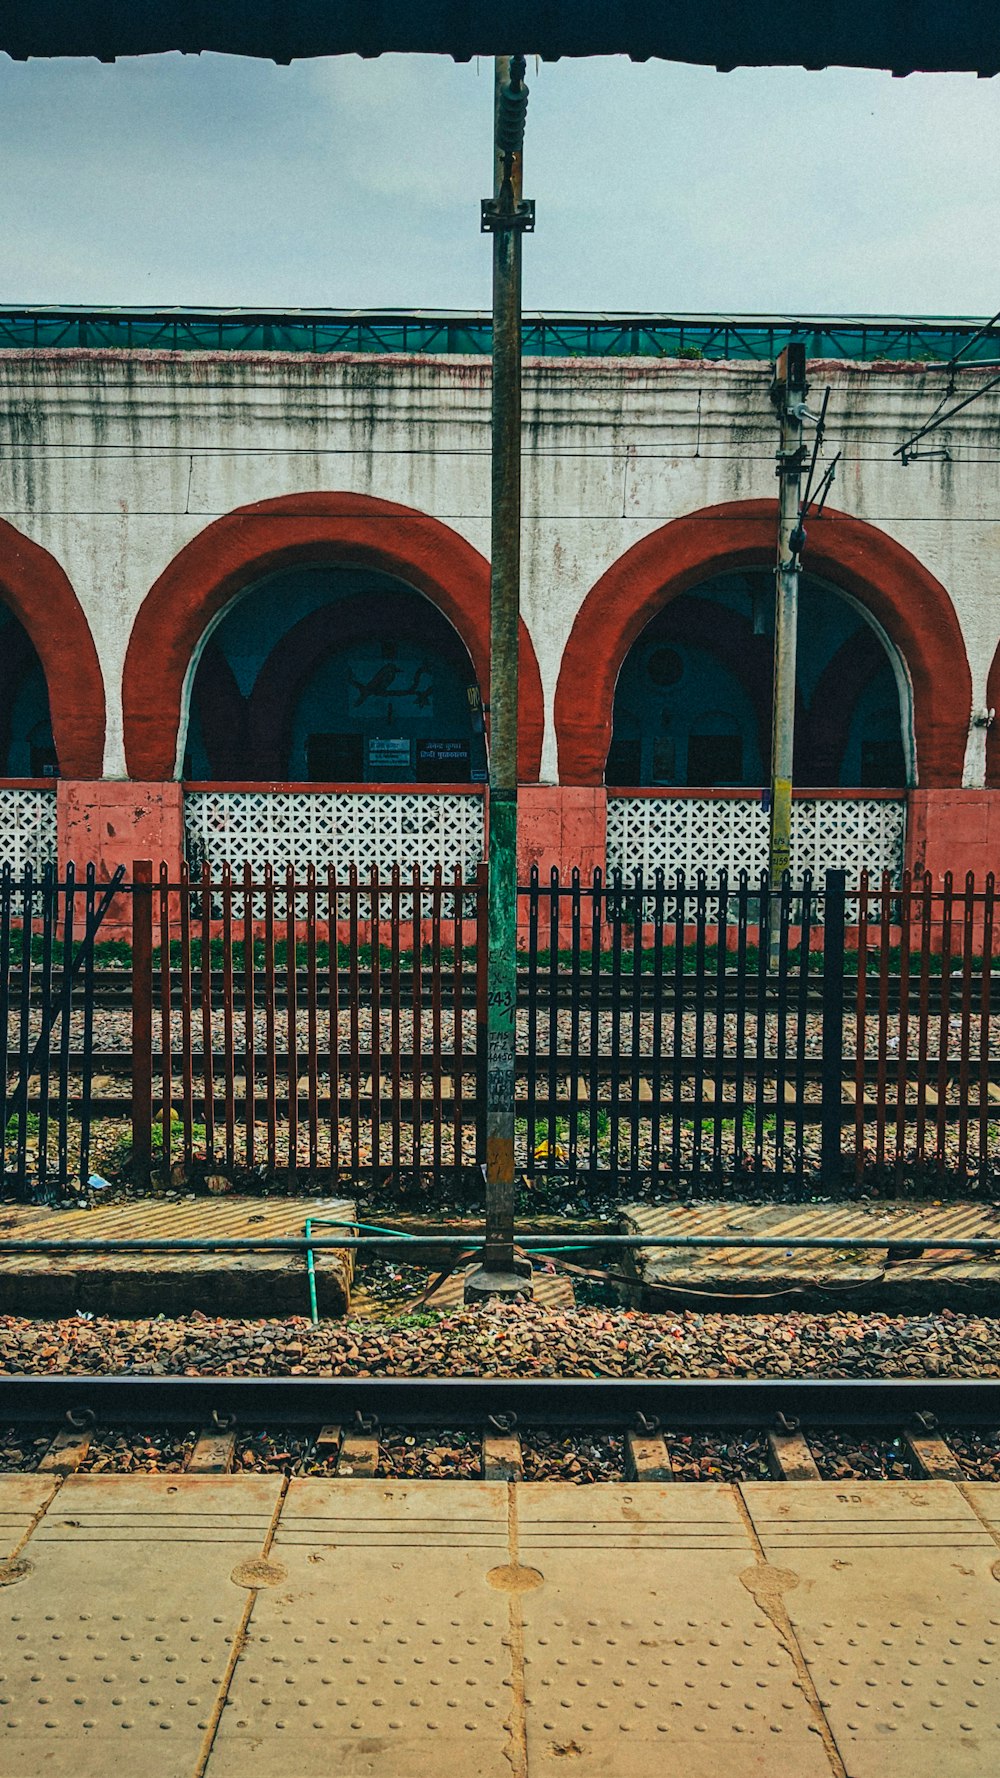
top-left (623, 1198), bottom-right (1000, 1309)
top-left (0, 1197), bottom-right (355, 1316)
top-left (2, 1475), bottom-right (1000, 1774)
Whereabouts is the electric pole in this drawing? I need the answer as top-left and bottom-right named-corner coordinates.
top-left (466, 54), bottom-right (534, 1301)
top-left (768, 342), bottom-right (807, 966)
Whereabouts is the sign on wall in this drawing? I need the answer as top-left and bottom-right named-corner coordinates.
top-left (367, 737), bottom-right (412, 773)
top-left (415, 738), bottom-right (472, 781)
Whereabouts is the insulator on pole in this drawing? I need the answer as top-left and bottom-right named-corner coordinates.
top-left (497, 75), bottom-right (529, 154)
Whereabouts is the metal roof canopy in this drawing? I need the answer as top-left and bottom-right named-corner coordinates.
top-left (1, 307), bottom-right (998, 365)
top-left (2, 2), bottom-right (999, 73)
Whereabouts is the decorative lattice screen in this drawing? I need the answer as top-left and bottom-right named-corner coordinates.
top-left (606, 795), bottom-right (907, 884)
top-left (0, 787), bottom-right (57, 874)
top-left (184, 789), bottom-right (486, 881)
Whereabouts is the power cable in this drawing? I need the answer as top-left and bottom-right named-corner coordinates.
top-left (896, 367), bottom-right (1000, 463)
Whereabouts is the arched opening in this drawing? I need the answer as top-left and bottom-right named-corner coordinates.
top-left (0, 518), bottom-right (105, 780)
top-left (606, 571), bottom-right (910, 789)
top-left (122, 492), bottom-right (544, 783)
top-left (555, 500), bottom-right (969, 789)
top-left (184, 566), bottom-right (487, 785)
top-left (0, 606), bottom-right (58, 777)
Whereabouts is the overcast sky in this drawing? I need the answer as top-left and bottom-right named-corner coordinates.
top-left (0, 51), bottom-right (997, 316)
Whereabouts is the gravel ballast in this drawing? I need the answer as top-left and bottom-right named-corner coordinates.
top-left (1, 1301), bottom-right (998, 1378)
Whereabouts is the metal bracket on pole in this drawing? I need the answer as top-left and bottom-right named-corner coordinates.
top-left (481, 198), bottom-right (536, 233)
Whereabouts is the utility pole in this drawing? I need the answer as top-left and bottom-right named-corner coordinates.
top-left (768, 342), bottom-right (807, 966)
top-left (466, 54), bottom-right (534, 1302)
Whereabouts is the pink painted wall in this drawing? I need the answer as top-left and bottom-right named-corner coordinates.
top-left (517, 786), bottom-right (607, 881)
top-left (905, 789), bottom-right (999, 885)
top-left (58, 781), bottom-right (184, 932)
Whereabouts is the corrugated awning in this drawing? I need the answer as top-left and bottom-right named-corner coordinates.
top-left (2, 2), bottom-right (999, 73)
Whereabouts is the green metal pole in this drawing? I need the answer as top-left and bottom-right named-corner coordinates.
top-left (768, 343), bottom-right (806, 968)
top-left (466, 54), bottom-right (533, 1302)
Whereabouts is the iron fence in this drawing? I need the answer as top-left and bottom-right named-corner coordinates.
top-left (1, 862), bottom-right (997, 1200)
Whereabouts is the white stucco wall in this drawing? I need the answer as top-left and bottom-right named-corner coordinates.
top-left (0, 348), bottom-right (996, 784)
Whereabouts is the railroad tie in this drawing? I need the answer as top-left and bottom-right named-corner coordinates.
top-left (38, 1421), bottom-right (93, 1474)
top-left (481, 1432), bottom-right (523, 1480)
top-left (338, 1428), bottom-right (380, 1477)
top-left (315, 1423), bottom-right (343, 1461)
top-left (902, 1424), bottom-right (965, 1481)
top-left (625, 1428), bottom-right (673, 1482)
top-left (766, 1426), bottom-right (821, 1482)
top-left (187, 1425), bottom-right (237, 1473)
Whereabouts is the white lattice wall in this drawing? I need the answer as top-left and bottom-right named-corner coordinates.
top-left (184, 790), bottom-right (486, 881)
top-left (606, 795), bottom-right (907, 883)
top-left (0, 787), bottom-right (57, 874)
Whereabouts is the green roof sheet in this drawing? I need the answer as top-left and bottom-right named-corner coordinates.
top-left (0, 308), bottom-right (995, 365)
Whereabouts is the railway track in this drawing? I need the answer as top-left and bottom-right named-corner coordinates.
top-left (6, 966), bottom-right (982, 1011)
top-left (3, 1376), bottom-right (999, 1483)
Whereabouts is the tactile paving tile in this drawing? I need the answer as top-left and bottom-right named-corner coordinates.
top-left (0, 1474), bottom-right (280, 1777)
top-left (0, 1196), bottom-right (356, 1302)
top-left (741, 1481), bottom-right (1000, 1776)
top-left (622, 1198), bottom-right (1000, 1287)
top-left (0, 1476), bottom-right (55, 1560)
top-left (516, 1482), bottom-right (831, 1776)
top-left (209, 1478), bottom-right (514, 1777)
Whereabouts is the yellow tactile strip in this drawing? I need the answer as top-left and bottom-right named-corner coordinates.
top-left (621, 1198), bottom-right (1000, 1286)
top-left (0, 1196), bottom-right (356, 1279)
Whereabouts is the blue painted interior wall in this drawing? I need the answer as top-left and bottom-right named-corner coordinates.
top-left (608, 571), bottom-right (907, 788)
top-left (0, 606), bottom-right (55, 777)
top-left (185, 565), bottom-right (486, 782)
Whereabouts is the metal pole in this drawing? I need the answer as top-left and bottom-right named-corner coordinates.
top-left (466, 54), bottom-right (534, 1301)
top-left (768, 343), bottom-right (807, 967)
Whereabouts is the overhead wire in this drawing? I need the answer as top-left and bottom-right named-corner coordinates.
top-left (895, 367), bottom-right (1000, 463)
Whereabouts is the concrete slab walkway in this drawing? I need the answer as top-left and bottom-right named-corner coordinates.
top-left (2, 1474), bottom-right (1000, 1774)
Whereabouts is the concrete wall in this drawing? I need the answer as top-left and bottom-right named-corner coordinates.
top-left (0, 347), bottom-right (997, 878)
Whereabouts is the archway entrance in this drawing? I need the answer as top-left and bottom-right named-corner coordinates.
top-left (122, 491), bottom-right (544, 784)
top-left (0, 605), bottom-right (58, 778)
top-left (555, 500), bottom-right (969, 791)
top-left (607, 570), bottom-right (909, 790)
top-left (185, 565), bottom-right (486, 786)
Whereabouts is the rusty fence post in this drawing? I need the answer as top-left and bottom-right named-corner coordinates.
top-left (474, 859), bottom-right (489, 1170)
top-left (820, 868), bottom-right (847, 1186)
top-left (131, 859), bottom-right (154, 1186)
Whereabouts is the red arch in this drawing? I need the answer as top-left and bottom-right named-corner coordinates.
top-left (0, 520), bottom-right (105, 778)
top-left (554, 499), bottom-right (969, 789)
top-left (123, 493), bottom-right (544, 782)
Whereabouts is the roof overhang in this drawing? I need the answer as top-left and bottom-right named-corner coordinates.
top-left (2, 2), bottom-right (999, 74)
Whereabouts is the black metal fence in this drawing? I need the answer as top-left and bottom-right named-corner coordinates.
top-left (523, 864), bottom-right (999, 1194)
top-left (0, 863), bottom-right (123, 1195)
top-left (1, 862), bottom-right (997, 1201)
top-left (522, 865), bottom-right (843, 1194)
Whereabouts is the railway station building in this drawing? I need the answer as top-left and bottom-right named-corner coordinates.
top-left (0, 307), bottom-right (996, 889)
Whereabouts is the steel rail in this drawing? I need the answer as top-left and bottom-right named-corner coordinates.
top-left (2, 1374), bottom-right (999, 1428)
